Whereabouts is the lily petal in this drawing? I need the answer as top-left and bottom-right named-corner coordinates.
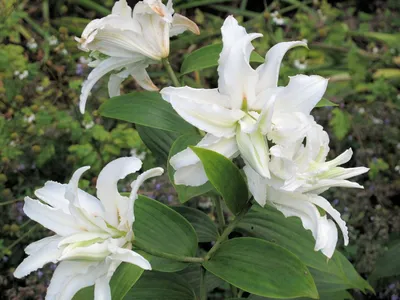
top-left (256, 41), bottom-right (307, 93)
top-left (174, 163), bottom-right (209, 187)
top-left (130, 61), bottom-right (159, 91)
top-left (34, 181), bottom-right (69, 213)
top-left (14, 236), bottom-right (63, 278)
top-left (243, 165), bottom-right (267, 207)
top-left (274, 75), bottom-right (328, 115)
top-left (80, 57), bottom-right (142, 114)
top-left (161, 87), bottom-right (244, 138)
top-left (96, 157), bottom-right (142, 227)
top-left (112, 0), bottom-right (132, 17)
top-left (94, 261), bottom-right (120, 300)
top-left (237, 121), bottom-right (270, 178)
top-left (307, 194), bottom-right (349, 246)
top-left (109, 246), bottom-right (151, 270)
top-left (108, 68), bottom-right (132, 98)
top-left (47, 261), bottom-right (108, 300)
top-left (170, 13), bottom-right (200, 37)
top-left (23, 197), bottom-right (81, 236)
top-left (171, 134), bottom-right (239, 186)
top-left (218, 16), bottom-right (262, 109)
top-left (25, 235), bottom-right (62, 255)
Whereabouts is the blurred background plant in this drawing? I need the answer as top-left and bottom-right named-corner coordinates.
top-left (0, 0), bottom-right (399, 299)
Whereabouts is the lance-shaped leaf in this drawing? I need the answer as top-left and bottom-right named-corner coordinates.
top-left (190, 147), bottom-right (249, 215)
top-left (202, 237), bottom-right (318, 299)
top-left (236, 205), bottom-right (373, 294)
top-left (99, 91), bottom-right (196, 134)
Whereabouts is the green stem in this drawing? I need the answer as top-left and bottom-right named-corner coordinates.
top-left (200, 266), bottom-right (207, 300)
top-left (237, 289), bottom-right (244, 298)
top-left (133, 241), bottom-right (204, 263)
top-left (3, 224), bottom-right (39, 253)
top-left (212, 196), bottom-right (225, 234)
top-left (0, 199), bottom-right (23, 206)
top-left (205, 202), bottom-right (252, 261)
top-left (162, 57), bottom-right (181, 87)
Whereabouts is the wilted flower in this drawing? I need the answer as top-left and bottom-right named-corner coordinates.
top-left (161, 16), bottom-right (326, 186)
top-left (14, 157), bottom-right (163, 300)
top-left (76, 0), bottom-right (199, 113)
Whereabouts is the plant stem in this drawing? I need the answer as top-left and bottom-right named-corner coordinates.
top-left (133, 241), bottom-right (204, 263)
top-left (200, 266), bottom-right (207, 300)
top-left (230, 284), bottom-right (238, 297)
top-left (212, 196), bottom-right (225, 234)
top-left (0, 199), bottom-right (23, 206)
top-left (237, 289), bottom-right (244, 298)
top-left (205, 202), bottom-right (252, 261)
top-left (3, 224), bottom-right (39, 253)
top-left (162, 57), bottom-right (181, 87)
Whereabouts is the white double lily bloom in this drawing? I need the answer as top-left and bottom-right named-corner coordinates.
top-left (161, 16), bottom-right (327, 187)
top-left (244, 120), bottom-right (369, 258)
top-left (76, 0), bottom-right (199, 113)
top-left (14, 157), bottom-right (163, 300)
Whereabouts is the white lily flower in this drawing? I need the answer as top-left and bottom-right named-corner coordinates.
top-left (161, 16), bottom-right (327, 186)
top-left (244, 121), bottom-right (368, 258)
top-left (14, 157), bottom-right (164, 300)
top-left (76, 0), bottom-right (199, 113)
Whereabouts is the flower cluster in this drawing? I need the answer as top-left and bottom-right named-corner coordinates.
top-left (161, 16), bottom-right (368, 258)
top-left (14, 157), bottom-right (163, 299)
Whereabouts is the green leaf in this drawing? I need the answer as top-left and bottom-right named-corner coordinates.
top-left (177, 265), bottom-right (225, 296)
top-left (99, 91), bottom-right (195, 134)
top-left (172, 206), bottom-right (219, 243)
top-left (236, 205), bottom-right (373, 294)
top-left (137, 125), bottom-right (180, 164)
top-left (180, 43), bottom-right (264, 75)
top-left (315, 98), bottom-right (338, 108)
top-left (248, 290), bottom-right (353, 300)
top-left (369, 240), bottom-right (400, 282)
top-left (134, 195), bottom-right (198, 258)
top-left (202, 237), bottom-right (318, 299)
top-left (125, 271), bottom-right (196, 300)
top-left (73, 263), bottom-right (144, 300)
top-left (168, 134), bottom-right (213, 203)
top-left (136, 251), bottom-right (189, 273)
top-left (190, 147), bottom-right (249, 215)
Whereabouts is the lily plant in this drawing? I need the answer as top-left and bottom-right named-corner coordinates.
top-left (13, 4), bottom-right (372, 300)
top-left (14, 157), bottom-right (163, 300)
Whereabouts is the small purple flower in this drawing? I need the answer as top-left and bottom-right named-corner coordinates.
top-left (332, 199), bottom-right (339, 206)
top-left (167, 195), bottom-right (174, 203)
top-left (2, 256), bottom-right (9, 262)
top-left (391, 295), bottom-right (398, 300)
top-left (155, 183), bottom-right (162, 190)
top-left (37, 270), bottom-right (43, 279)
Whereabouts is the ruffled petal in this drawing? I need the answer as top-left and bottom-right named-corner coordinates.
top-left (108, 68), bottom-right (132, 98)
top-left (273, 75), bottom-right (328, 115)
top-left (112, 0), bottom-right (132, 17)
top-left (256, 41), bottom-right (307, 93)
top-left (24, 235), bottom-right (62, 255)
top-left (109, 246), bottom-right (151, 270)
top-left (80, 57), bottom-right (140, 113)
top-left (14, 236), bottom-right (63, 278)
top-left (96, 157), bottom-right (142, 227)
top-left (161, 87), bottom-right (244, 138)
top-left (218, 16), bottom-right (262, 109)
top-left (23, 197), bottom-right (80, 236)
top-left (46, 261), bottom-right (109, 300)
top-left (307, 194), bottom-right (349, 246)
top-left (170, 13), bottom-right (200, 37)
top-left (129, 61), bottom-right (159, 91)
top-left (34, 181), bottom-right (69, 213)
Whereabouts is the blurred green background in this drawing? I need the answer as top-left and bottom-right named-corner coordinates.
top-left (0, 0), bottom-right (399, 299)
